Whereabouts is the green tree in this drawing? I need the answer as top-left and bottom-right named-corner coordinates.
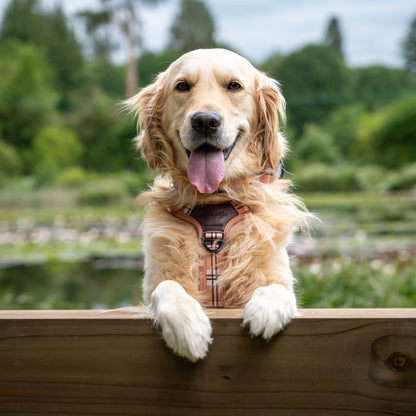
top-left (276, 44), bottom-right (349, 134)
top-left (0, 139), bottom-right (21, 181)
top-left (31, 126), bottom-right (84, 184)
top-left (44, 6), bottom-right (85, 108)
top-left (0, 0), bottom-right (44, 44)
top-left (168, 0), bottom-right (216, 53)
top-left (324, 104), bottom-right (365, 159)
top-left (67, 86), bottom-right (137, 172)
top-left (77, 0), bottom-right (166, 98)
top-left (403, 14), bottom-right (416, 72)
top-left (351, 66), bottom-right (413, 110)
top-left (295, 124), bottom-right (339, 164)
top-left (32, 126), bottom-right (83, 169)
top-left (260, 51), bottom-right (285, 77)
top-left (0, 0), bottom-right (85, 109)
top-left (0, 41), bottom-right (58, 150)
top-left (323, 16), bottom-right (343, 60)
top-left (77, 9), bottom-right (114, 61)
top-left (356, 95), bottom-right (416, 167)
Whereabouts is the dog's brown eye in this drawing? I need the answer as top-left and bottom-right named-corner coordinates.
top-left (176, 81), bottom-right (190, 91)
top-left (227, 81), bottom-right (242, 91)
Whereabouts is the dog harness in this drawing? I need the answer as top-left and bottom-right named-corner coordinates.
top-left (171, 164), bottom-right (280, 308)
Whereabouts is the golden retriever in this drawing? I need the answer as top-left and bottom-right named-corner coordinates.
top-left (128, 49), bottom-right (309, 362)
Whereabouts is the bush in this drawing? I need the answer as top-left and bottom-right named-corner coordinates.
top-left (31, 126), bottom-right (84, 185)
top-left (293, 163), bottom-right (362, 192)
top-left (295, 124), bottom-right (339, 164)
top-left (32, 126), bottom-right (83, 168)
top-left (0, 140), bottom-right (21, 182)
top-left (356, 95), bottom-right (416, 168)
top-left (356, 165), bottom-right (387, 192)
top-left (56, 167), bottom-right (88, 187)
top-left (385, 164), bottom-right (416, 191)
top-left (119, 170), bottom-right (154, 196)
top-left (77, 178), bottom-right (129, 205)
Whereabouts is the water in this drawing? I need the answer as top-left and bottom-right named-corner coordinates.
top-left (0, 258), bottom-right (143, 310)
top-left (1, 192), bottom-right (415, 309)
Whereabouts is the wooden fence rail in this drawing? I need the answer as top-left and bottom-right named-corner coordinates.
top-left (1, 308), bottom-right (416, 415)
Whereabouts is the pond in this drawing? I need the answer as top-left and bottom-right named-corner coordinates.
top-left (1, 192), bottom-right (415, 309)
top-left (0, 258), bottom-right (143, 310)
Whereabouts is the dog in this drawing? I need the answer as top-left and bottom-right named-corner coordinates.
top-left (128, 49), bottom-right (310, 362)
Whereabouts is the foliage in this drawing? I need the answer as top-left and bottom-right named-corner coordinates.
top-left (323, 104), bottom-right (365, 158)
top-left (385, 163), bottom-right (416, 191)
top-left (84, 58), bottom-right (125, 97)
top-left (0, 41), bottom-right (58, 150)
top-left (32, 127), bottom-right (83, 168)
top-left (43, 6), bottom-right (85, 107)
top-left (350, 66), bottom-right (413, 110)
top-left (66, 88), bottom-right (139, 172)
top-left (77, 177), bottom-right (129, 205)
top-left (0, 0), bottom-right (85, 106)
top-left (31, 126), bottom-right (83, 185)
top-left (76, 0), bottom-right (167, 97)
top-left (0, 0), bottom-right (44, 45)
top-left (296, 254), bottom-right (416, 308)
top-left (0, 0), bottom-right (415, 188)
top-left (403, 14), bottom-right (416, 72)
top-left (294, 124), bottom-right (339, 164)
top-left (323, 16), bottom-right (343, 60)
top-left (276, 44), bottom-right (349, 133)
top-left (76, 8), bottom-right (114, 60)
top-left (0, 139), bottom-right (21, 180)
top-left (55, 167), bottom-right (88, 188)
top-left (356, 94), bottom-right (416, 167)
top-left (259, 51), bottom-right (285, 77)
top-left (168, 0), bottom-right (216, 53)
top-left (293, 163), bottom-right (362, 192)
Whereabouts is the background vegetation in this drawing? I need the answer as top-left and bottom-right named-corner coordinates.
top-left (0, 0), bottom-right (415, 309)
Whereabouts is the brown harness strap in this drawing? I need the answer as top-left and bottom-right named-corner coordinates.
top-left (170, 164), bottom-right (279, 308)
top-left (172, 201), bottom-right (249, 308)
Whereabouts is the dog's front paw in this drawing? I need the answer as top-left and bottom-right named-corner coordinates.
top-left (243, 283), bottom-right (297, 340)
top-left (150, 280), bottom-right (212, 362)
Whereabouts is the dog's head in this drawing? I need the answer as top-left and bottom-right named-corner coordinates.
top-left (129, 48), bottom-right (286, 194)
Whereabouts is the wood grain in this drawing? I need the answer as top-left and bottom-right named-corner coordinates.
top-left (1, 308), bottom-right (415, 415)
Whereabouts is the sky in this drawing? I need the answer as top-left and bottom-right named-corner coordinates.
top-left (1, 0), bottom-right (415, 68)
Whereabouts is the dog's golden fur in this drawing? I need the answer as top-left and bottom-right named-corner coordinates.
top-left (127, 49), bottom-right (310, 361)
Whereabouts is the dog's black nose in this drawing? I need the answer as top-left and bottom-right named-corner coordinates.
top-left (191, 111), bottom-right (222, 135)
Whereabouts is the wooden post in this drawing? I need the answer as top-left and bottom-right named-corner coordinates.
top-left (1, 309), bottom-right (415, 415)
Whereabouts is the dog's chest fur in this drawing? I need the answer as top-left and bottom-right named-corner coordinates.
top-left (171, 201), bottom-right (250, 307)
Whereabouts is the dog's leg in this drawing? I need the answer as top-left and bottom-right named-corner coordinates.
top-left (243, 283), bottom-right (297, 340)
top-left (150, 280), bottom-right (212, 362)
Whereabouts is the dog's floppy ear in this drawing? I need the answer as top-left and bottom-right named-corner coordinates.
top-left (126, 72), bottom-right (174, 172)
top-left (252, 72), bottom-right (287, 170)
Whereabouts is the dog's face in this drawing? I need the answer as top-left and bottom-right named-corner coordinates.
top-left (130, 49), bottom-right (286, 194)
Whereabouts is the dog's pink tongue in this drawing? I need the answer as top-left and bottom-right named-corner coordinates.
top-left (188, 147), bottom-right (225, 194)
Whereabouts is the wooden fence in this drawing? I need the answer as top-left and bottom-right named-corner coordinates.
top-left (1, 308), bottom-right (415, 415)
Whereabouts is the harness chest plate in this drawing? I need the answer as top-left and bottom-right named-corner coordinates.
top-left (171, 201), bottom-right (250, 308)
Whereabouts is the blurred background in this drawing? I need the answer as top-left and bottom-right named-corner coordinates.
top-left (0, 0), bottom-right (415, 309)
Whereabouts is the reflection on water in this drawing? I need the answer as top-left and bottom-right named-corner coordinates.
top-left (0, 259), bottom-right (143, 310)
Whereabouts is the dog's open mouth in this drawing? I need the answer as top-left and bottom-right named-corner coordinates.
top-left (186, 140), bottom-right (237, 194)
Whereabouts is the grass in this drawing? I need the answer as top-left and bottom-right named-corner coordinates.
top-left (294, 253), bottom-right (416, 308)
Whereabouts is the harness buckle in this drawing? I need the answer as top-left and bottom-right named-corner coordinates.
top-left (202, 230), bottom-right (225, 253)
